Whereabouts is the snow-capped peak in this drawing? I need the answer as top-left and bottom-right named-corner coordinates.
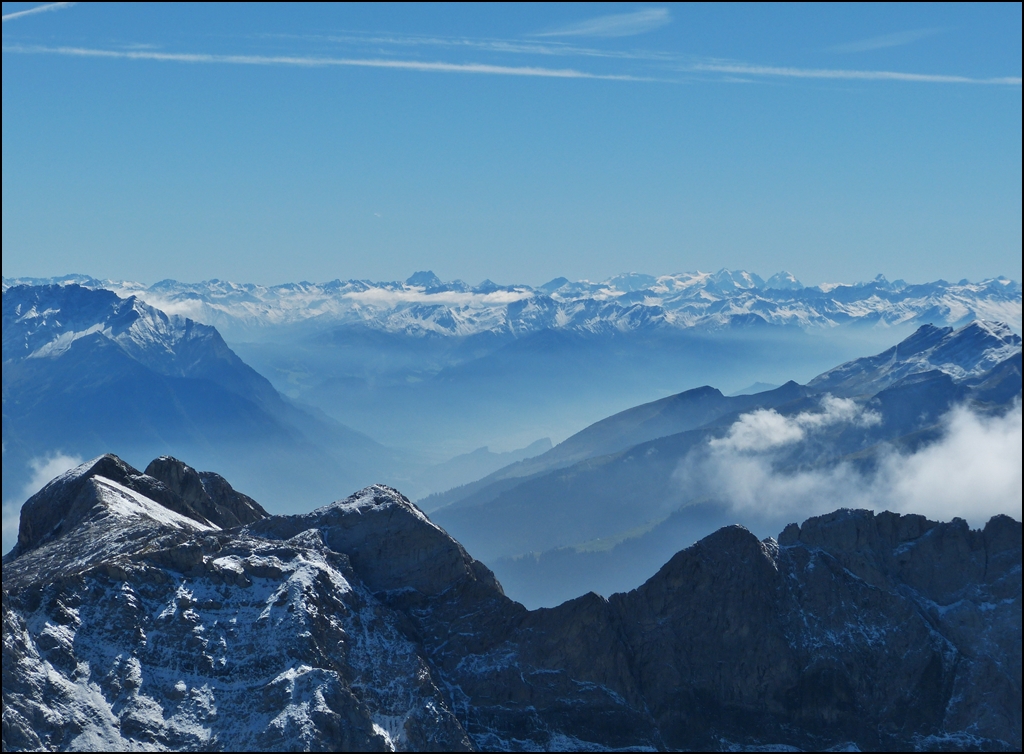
top-left (5, 271), bottom-right (1020, 340)
top-left (808, 318), bottom-right (1023, 396)
top-left (765, 271), bottom-right (804, 290)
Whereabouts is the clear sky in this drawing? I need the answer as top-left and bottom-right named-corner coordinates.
top-left (2, 2), bottom-right (1021, 287)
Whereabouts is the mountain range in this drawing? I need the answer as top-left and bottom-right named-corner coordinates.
top-left (7, 270), bottom-right (1018, 463)
top-left (2, 273), bottom-right (1019, 750)
top-left (2, 454), bottom-right (1019, 751)
top-left (4, 278), bottom-right (1019, 582)
top-left (427, 320), bottom-right (1022, 607)
top-left (2, 284), bottom-right (399, 519)
top-left (7, 270), bottom-right (1019, 339)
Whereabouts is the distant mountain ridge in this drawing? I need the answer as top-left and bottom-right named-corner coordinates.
top-left (809, 320), bottom-right (1022, 396)
top-left (420, 380), bottom-right (814, 512)
top-left (7, 272), bottom-right (1018, 466)
top-left (6, 270), bottom-right (1019, 339)
top-left (2, 284), bottom-right (399, 519)
top-left (4, 283), bottom-right (279, 405)
top-left (428, 320), bottom-right (1022, 606)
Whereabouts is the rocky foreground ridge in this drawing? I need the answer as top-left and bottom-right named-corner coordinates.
top-left (2, 455), bottom-right (1020, 751)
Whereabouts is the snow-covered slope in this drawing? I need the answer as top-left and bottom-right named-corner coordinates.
top-left (808, 320), bottom-right (1022, 397)
top-left (7, 270), bottom-right (1020, 339)
top-left (3, 283), bottom-right (278, 404)
top-left (2, 457), bottom-right (475, 752)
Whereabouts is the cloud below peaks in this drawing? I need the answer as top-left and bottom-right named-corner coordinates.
top-left (711, 395), bottom-right (878, 453)
top-left (2, 451), bottom-right (83, 555)
top-left (678, 400), bottom-right (1022, 529)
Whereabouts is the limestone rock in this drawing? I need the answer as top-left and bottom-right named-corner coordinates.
top-left (2, 456), bottom-right (1020, 751)
top-left (145, 456), bottom-right (269, 528)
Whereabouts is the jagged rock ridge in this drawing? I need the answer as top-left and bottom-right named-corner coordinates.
top-left (3, 455), bottom-right (1020, 751)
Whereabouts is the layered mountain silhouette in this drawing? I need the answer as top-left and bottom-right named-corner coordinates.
top-left (2, 454), bottom-right (1019, 751)
top-left (7, 272), bottom-right (1019, 463)
top-left (428, 321), bottom-right (1022, 606)
top-left (2, 284), bottom-right (398, 513)
top-left (9, 271), bottom-right (1017, 339)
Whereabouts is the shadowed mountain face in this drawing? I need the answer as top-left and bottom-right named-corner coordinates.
top-left (420, 379), bottom-right (813, 512)
top-left (2, 284), bottom-right (399, 516)
top-left (2, 455), bottom-right (1020, 751)
top-left (428, 321), bottom-right (1022, 607)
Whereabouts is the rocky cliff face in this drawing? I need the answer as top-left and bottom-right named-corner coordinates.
top-left (3, 455), bottom-right (1020, 751)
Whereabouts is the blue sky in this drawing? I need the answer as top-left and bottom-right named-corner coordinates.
top-left (2, 2), bottom-right (1021, 286)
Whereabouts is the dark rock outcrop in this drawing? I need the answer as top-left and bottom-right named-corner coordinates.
top-left (413, 512), bottom-right (1021, 751)
top-left (13, 454), bottom-right (213, 557)
top-left (3, 455), bottom-right (1020, 751)
top-left (145, 456), bottom-right (269, 528)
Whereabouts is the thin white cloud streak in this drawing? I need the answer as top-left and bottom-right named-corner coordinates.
top-left (677, 402), bottom-right (1022, 528)
top-left (1, 44), bottom-right (648, 81)
top-left (830, 28), bottom-right (941, 54)
top-left (533, 9), bottom-right (671, 39)
top-left (1, 1), bottom-right (73, 23)
top-left (311, 31), bottom-right (675, 62)
top-left (688, 61), bottom-right (1022, 86)
top-left (6, 42), bottom-right (1016, 88)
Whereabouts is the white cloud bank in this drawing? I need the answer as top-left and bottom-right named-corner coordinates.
top-left (885, 404), bottom-right (1021, 524)
top-left (711, 395), bottom-right (879, 452)
top-left (678, 398), bottom-right (1021, 528)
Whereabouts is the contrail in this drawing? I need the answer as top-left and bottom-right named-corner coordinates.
top-left (1, 44), bottom-right (651, 81)
top-left (2, 2), bottom-right (75, 23)
top-left (688, 61), bottom-right (1022, 86)
top-left (532, 8), bottom-right (671, 39)
top-left (5, 41), bottom-right (1017, 87)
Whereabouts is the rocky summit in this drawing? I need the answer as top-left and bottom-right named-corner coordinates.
top-left (2, 455), bottom-right (1020, 751)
